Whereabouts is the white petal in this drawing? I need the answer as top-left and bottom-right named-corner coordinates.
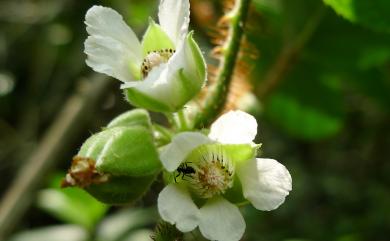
top-left (209, 110), bottom-right (258, 144)
top-left (121, 33), bottom-right (206, 112)
top-left (158, 0), bottom-right (190, 44)
top-left (157, 184), bottom-right (199, 232)
top-left (160, 132), bottom-right (212, 172)
top-left (237, 158), bottom-right (292, 211)
top-left (84, 6), bottom-right (142, 82)
top-left (199, 197), bottom-right (245, 241)
top-left (120, 63), bottom-right (166, 89)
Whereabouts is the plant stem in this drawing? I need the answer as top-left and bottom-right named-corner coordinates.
top-left (164, 113), bottom-right (179, 130)
top-left (236, 200), bottom-right (250, 207)
top-left (154, 124), bottom-right (173, 140)
top-left (177, 109), bottom-right (189, 131)
top-left (153, 124), bottom-right (173, 147)
top-left (192, 0), bottom-right (251, 129)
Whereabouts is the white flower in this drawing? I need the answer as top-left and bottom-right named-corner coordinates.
top-left (158, 110), bottom-right (292, 241)
top-left (84, 0), bottom-right (206, 112)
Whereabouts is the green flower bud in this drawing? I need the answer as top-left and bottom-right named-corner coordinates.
top-left (86, 175), bottom-right (156, 205)
top-left (62, 109), bottom-right (161, 204)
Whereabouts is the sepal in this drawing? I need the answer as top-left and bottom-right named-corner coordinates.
top-left (142, 18), bottom-right (175, 55)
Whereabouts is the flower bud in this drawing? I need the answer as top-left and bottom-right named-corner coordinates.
top-left (62, 109), bottom-right (161, 204)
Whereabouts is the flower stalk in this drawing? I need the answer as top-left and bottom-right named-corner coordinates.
top-left (177, 109), bottom-right (189, 131)
top-left (191, 0), bottom-right (251, 129)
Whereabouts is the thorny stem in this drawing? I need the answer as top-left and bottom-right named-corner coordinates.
top-left (152, 221), bottom-right (184, 241)
top-left (192, 0), bottom-right (251, 129)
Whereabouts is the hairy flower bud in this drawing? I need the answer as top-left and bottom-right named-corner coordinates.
top-left (62, 109), bottom-right (161, 204)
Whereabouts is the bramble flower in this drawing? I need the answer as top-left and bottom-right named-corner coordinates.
top-left (84, 0), bottom-right (206, 112)
top-left (157, 110), bottom-right (292, 241)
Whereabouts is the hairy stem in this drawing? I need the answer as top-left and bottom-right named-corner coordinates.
top-left (152, 221), bottom-right (184, 241)
top-left (192, 0), bottom-right (251, 129)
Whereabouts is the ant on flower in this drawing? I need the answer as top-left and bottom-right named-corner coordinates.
top-left (174, 162), bottom-right (195, 182)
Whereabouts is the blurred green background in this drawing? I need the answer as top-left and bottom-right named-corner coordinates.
top-left (0, 0), bottom-right (389, 240)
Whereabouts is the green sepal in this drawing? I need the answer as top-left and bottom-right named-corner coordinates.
top-left (142, 18), bottom-right (175, 56)
top-left (95, 126), bottom-right (161, 177)
top-left (78, 129), bottom-right (116, 161)
top-left (222, 144), bottom-right (257, 204)
top-left (79, 109), bottom-right (153, 159)
top-left (85, 174), bottom-right (157, 205)
top-left (184, 32), bottom-right (207, 83)
top-left (222, 175), bottom-right (246, 204)
top-left (106, 108), bottom-right (151, 129)
top-left (221, 144), bottom-right (257, 164)
top-left (77, 110), bottom-right (161, 177)
top-left (184, 143), bottom-right (256, 167)
top-left (125, 88), bottom-right (172, 113)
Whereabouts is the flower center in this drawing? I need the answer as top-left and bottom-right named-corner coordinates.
top-left (177, 145), bottom-right (234, 199)
top-left (141, 48), bottom-right (175, 78)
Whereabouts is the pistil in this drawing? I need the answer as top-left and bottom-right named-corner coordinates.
top-left (180, 145), bottom-right (234, 198)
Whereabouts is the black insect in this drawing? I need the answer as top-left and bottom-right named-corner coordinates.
top-left (175, 163), bottom-right (195, 182)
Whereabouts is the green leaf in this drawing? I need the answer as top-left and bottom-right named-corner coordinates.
top-left (357, 46), bottom-right (390, 70)
top-left (37, 177), bottom-right (108, 230)
top-left (266, 93), bottom-right (343, 139)
top-left (323, 0), bottom-right (390, 33)
top-left (303, 16), bottom-right (390, 109)
top-left (141, 18), bottom-right (175, 56)
top-left (348, 70), bottom-right (390, 110)
top-left (263, 62), bottom-right (345, 140)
